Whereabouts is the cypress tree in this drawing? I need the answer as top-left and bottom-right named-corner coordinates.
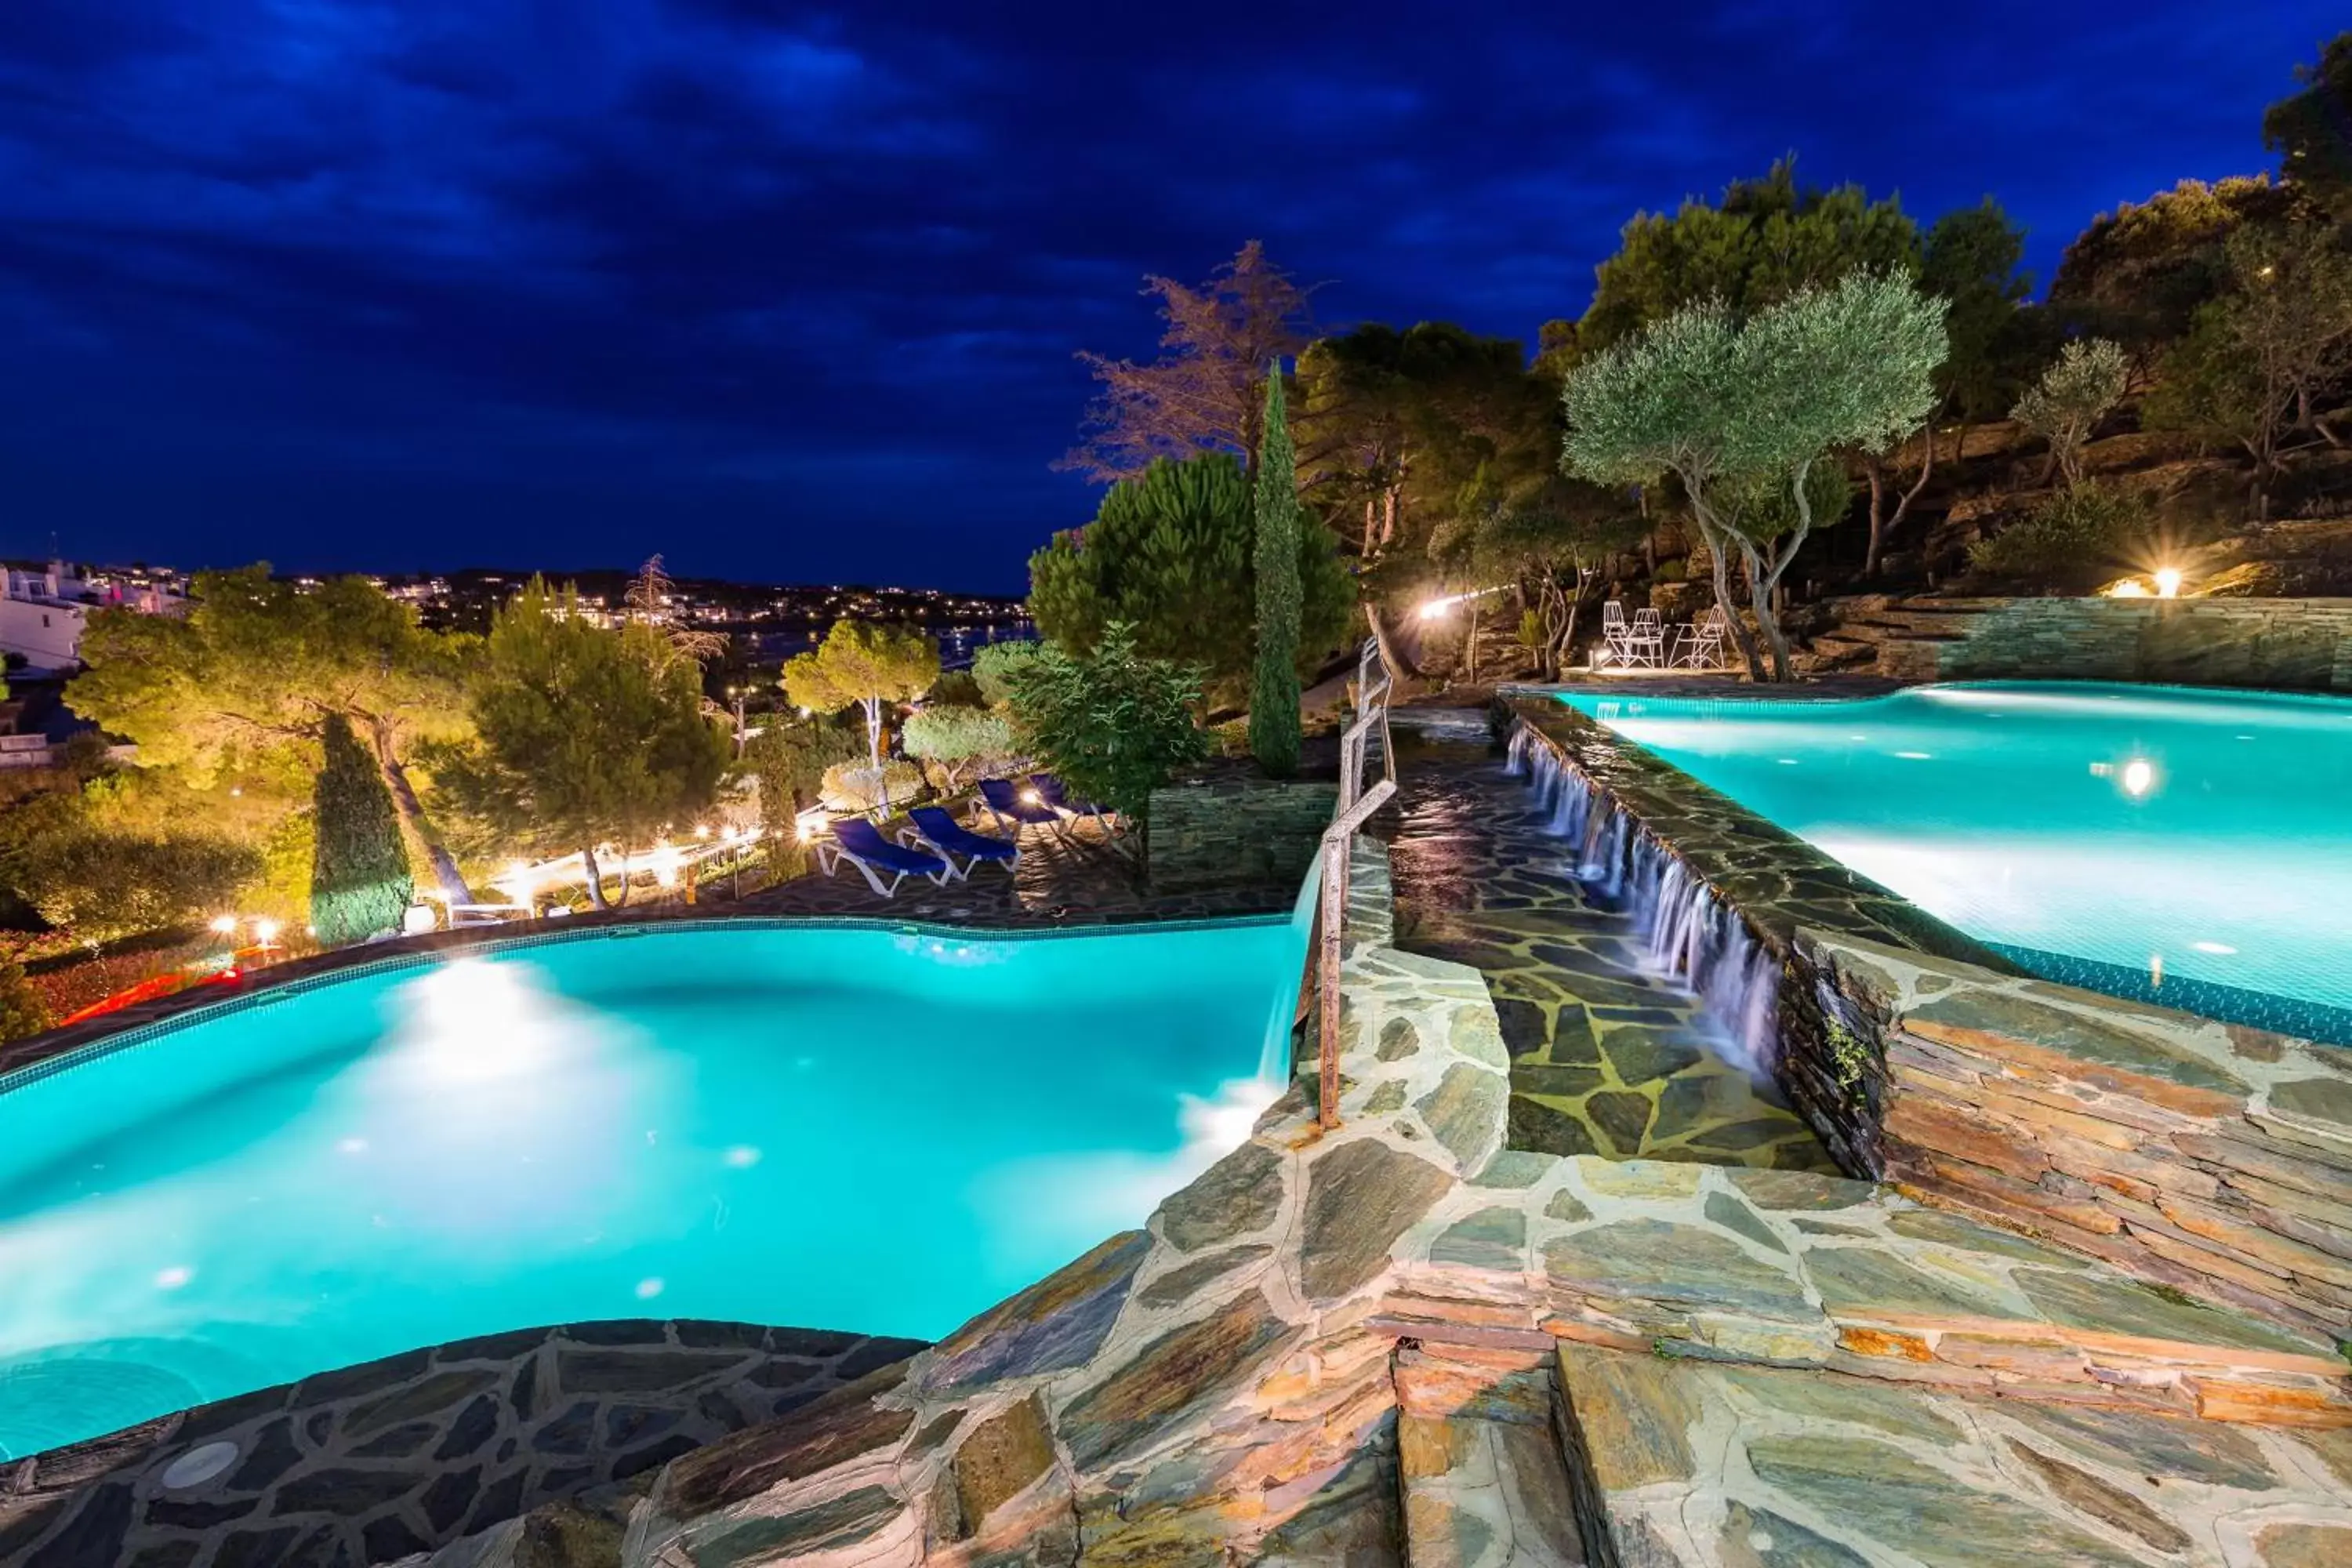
top-left (310, 713), bottom-right (412, 946)
top-left (1249, 361), bottom-right (1303, 777)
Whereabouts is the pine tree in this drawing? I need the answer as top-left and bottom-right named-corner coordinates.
top-left (310, 712), bottom-right (412, 945)
top-left (1249, 362), bottom-right (1303, 777)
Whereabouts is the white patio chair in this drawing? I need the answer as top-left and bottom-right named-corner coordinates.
top-left (1627, 607), bottom-right (1668, 668)
top-left (1673, 607), bottom-right (1728, 670)
top-left (1600, 601), bottom-right (1637, 667)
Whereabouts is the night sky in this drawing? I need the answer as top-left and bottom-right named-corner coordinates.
top-left (3, 3), bottom-right (2339, 593)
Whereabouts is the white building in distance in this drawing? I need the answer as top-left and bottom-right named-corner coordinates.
top-left (0, 561), bottom-right (187, 674)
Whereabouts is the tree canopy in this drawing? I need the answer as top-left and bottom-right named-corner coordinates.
top-left (1062, 241), bottom-right (1313, 481)
top-left (69, 565), bottom-right (477, 904)
top-left (431, 581), bottom-right (727, 907)
top-left (1027, 451), bottom-right (1353, 702)
top-left (2263, 31), bottom-right (2352, 217)
top-left (310, 712), bottom-right (412, 945)
top-left (780, 620), bottom-right (941, 770)
top-left (1564, 270), bottom-right (1947, 679)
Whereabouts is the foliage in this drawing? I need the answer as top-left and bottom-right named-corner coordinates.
top-left (2263, 32), bottom-right (2352, 216)
top-left (1250, 365), bottom-right (1305, 777)
top-left (928, 670), bottom-right (985, 709)
top-left (745, 718), bottom-right (865, 831)
top-left (309, 713), bottom-right (412, 946)
top-left (1919, 200), bottom-right (2038, 421)
top-left (0, 957), bottom-right (49, 1043)
top-left (2, 811), bottom-right (261, 945)
top-left (1577, 160), bottom-right (1921, 352)
top-left (1000, 625), bottom-right (1209, 819)
top-left (780, 620), bottom-right (940, 770)
top-left (1026, 452), bottom-right (1352, 699)
top-left (2143, 223), bottom-right (2352, 513)
top-left (1429, 476), bottom-right (1648, 675)
top-left (901, 706), bottom-right (1017, 788)
top-left (1966, 483), bottom-right (2157, 586)
top-left (971, 640), bottom-right (1047, 708)
top-left (2010, 338), bottom-right (2129, 487)
top-left (430, 581), bottom-right (728, 907)
top-left (2050, 176), bottom-right (2311, 347)
top-left (1563, 270), bottom-right (1947, 680)
top-left (818, 760), bottom-right (924, 816)
top-left (1062, 241), bottom-right (1313, 480)
top-left (67, 564), bottom-right (477, 904)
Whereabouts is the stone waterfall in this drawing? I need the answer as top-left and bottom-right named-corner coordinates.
top-left (1504, 724), bottom-right (1780, 1077)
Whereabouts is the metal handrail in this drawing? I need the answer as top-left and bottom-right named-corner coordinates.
top-left (1314, 635), bottom-right (1398, 1129)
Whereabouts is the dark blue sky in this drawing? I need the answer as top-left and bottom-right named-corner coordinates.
top-left (2, 2), bottom-right (2338, 593)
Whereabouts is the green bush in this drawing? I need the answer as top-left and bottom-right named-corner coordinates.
top-left (0, 958), bottom-right (49, 1042)
top-left (927, 670), bottom-right (985, 709)
top-left (972, 640), bottom-right (1047, 708)
top-left (902, 706), bottom-right (1016, 789)
top-left (746, 720), bottom-right (865, 830)
top-left (1003, 624), bottom-right (1210, 819)
top-left (310, 713), bottom-right (413, 946)
top-left (9, 826), bottom-right (261, 945)
top-left (1967, 483), bottom-right (2155, 587)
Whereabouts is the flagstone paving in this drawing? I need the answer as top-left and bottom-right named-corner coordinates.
top-left (1376, 722), bottom-right (1831, 1171)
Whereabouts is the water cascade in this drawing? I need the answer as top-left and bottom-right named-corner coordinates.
top-left (1261, 854), bottom-right (1327, 1088)
top-left (1505, 723), bottom-right (1780, 1076)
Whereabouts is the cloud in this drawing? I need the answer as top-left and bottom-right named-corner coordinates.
top-left (0, 0), bottom-right (2336, 588)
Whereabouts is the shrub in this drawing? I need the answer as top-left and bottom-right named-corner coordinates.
top-left (746, 720), bottom-right (865, 830)
top-left (902, 706), bottom-right (1016, 789)
top-left (1003, 624), bottom-right (1209, 819)
top-left (972, 639), bottom-right (1047, 708)
top-left (1967, 483), bottom-right (2155, 587)
top-left (310, 713), bottom-right (412, 946)
top-left (928, 670), bottom-right (985, 709)
top-left (0, 958), bottom-right (49, 1042)
top-left (818, 760), bottom-right (923, 816)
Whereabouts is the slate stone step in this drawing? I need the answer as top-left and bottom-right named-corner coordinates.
top-left (1395, 1344), bottom-right (1584, 1568)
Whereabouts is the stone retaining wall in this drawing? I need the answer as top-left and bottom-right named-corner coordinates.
top-left (1857, 595), bottom-right (2352, 690)
top-left (1806, 932), bottom-right (2352, 1342)
top-left (0, 1321), bottom-right (921, 1568)
top-left (1145, 772), bottom-right (1338, 891)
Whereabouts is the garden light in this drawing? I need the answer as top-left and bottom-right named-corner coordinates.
top-left (252, 918), bottom-right (281, 945)
top-left (2106, 579), bottom-right (2147, 597)
top-left (2154, 567), bottom-right (2183, 599)
top-left (209, 915), bottom-right (238, 935)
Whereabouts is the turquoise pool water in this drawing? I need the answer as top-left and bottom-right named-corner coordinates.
top-left (0, 916), bottom-right (1307, 1458)
top-left (1557, 682), bottom-right (2352, 1038)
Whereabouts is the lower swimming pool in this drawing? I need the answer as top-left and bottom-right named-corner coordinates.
top-left (1556, 681), bottom-right (2352, 1041)
top-left (0, 915), bottom-right (1307, 1458)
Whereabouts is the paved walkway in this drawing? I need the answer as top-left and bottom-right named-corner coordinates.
top-left (1376, 713), bottom-right (1832, 1171)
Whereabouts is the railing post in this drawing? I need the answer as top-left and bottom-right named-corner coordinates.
top-left (1318, 831), bottom-right (1345, 1131)
top-left (1311, 635), bottom-right (1396, 1133)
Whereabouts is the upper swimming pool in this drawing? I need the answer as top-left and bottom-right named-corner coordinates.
top-left (0, 912), bottom-right (1308, 1458)
top-left (1555, 682), bottom-right (2352, 1041)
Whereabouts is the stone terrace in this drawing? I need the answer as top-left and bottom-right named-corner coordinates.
top-left (394, 838), bottom-right (2350, 1567)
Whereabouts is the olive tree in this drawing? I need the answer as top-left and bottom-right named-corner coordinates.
top-left (2011, 337), bottom-right (2128, 488)
top-left (1564, 270), bottom-right (1947, 681)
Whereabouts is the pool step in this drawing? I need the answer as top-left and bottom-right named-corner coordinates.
top-left (1395, 1342), bottom-right (1586, 1567)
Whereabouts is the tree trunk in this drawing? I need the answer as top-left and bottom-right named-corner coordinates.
top-left (1696, 518), bottom-right (1766, 681)
top-left (581, 844), bottom-right (608, 910)
top-left (1864, 425), bottom-right (1935, 579)
top-left (1363, 601), bottom-right (1421, 681)
top-left (368, 719), bottom-right (471, 908)
top-left (861, 697), bottom-right (883, 771)
top-left (1463, 603), bottom-right (1479, 684)
top-left (1744, 549), bottom-right (1795, 681)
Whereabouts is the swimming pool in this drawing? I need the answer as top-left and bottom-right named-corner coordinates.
top-left (1556, 682), bottom-right (2352, 1040)
top-left (0, 914), bottom-right (1308, 1458)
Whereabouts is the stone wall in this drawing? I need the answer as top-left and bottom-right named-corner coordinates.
top-left (1807, 931), bottom-right (2352, 1341)
top-left (1830, 594), bottom-right (2352, 691)
top-left (0, 1320), bottom-right (921, 1568)
top-left (1145, 771), bottom-right (1338, 891)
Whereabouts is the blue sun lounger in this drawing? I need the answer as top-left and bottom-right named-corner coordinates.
top-left (902, 806), bottom-right (1019, 878)
top-left (819, 818), bottom-right (953, 898)
top-left (978, 777), bottom-right (1064, 835)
